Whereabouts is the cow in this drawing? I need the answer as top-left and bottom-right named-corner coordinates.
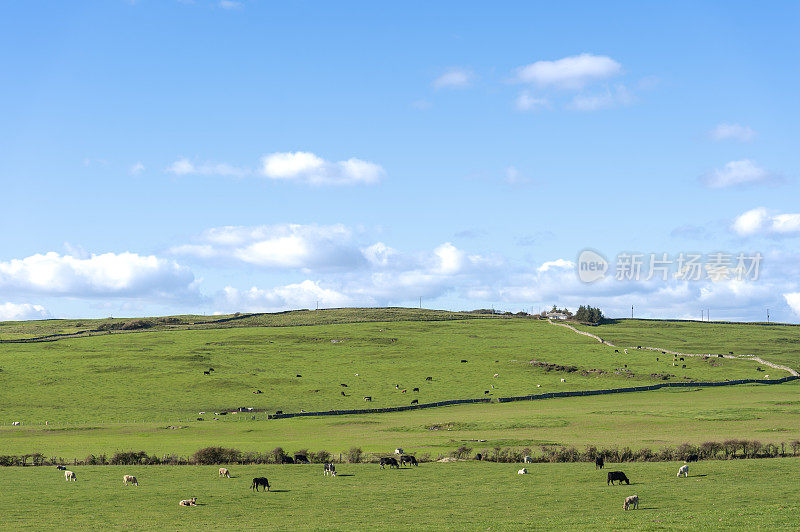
top-left (412, 388), bottom-right (419, 392)
top-left (518, 468), bottom-right (527, 475)
top-left (523, 456), bottom-right (533, 464)
top-left (364, 396), bottom-right (372, 402)
top-left (203, 371), bottom-right (210, 375)
top-left (425, 377), bottom-right (432, 381)
top-left (595, 456), bottom-right (604, 469)
top-left (196, 418), bottom-right (204, 421)
top-left (394, 448), bottom-right (404, 455)
top-left (56, 466), bottom-right (67, 471)
top-left (179, 497), bottom-right (197, 506)
top-left (677, 465), bottom-right (689, 477)
top-left (253, 390), bottom-right (262, 394)
top-left (411, 399), bottom-right (418, 405)
top-left (209, 368), bottom-right (214, 372)
top-left (65, 470), bottom-right (76, 481)
top-left (475, 453), bottom-right (482, 461)
top-left (380, 457), bottom-right (399, 469)
top-left (340, 383), bottom-right (348, 387)
top-left (685, 454), bottom-right (699, 463)
top-left (296, 374), bottom-right (302, 378)
top-left (623, 495), bottom-right (639, 510)
top-left (560, 378), bottom-right (566, 383)
top-left (614, 350), bottom-right (619, 353)
top-left (607, 471), bottom-right (630, 485)
top-left (484, 390), bottom-right (490, 395)
top-left (324, 463), bottom-right (336, 476)
top-left (219, 467), bottom-right (230, 478)
top-left (461, 360), bottom-right (468, 363)
top-left (251, 477), bottom-right (270, 491)
top-left (401, 389), bottom-right (407, 393)
top-left (400, 455), bottom-right (418, 467)
top-left (123, 475), bottom-right (138, 486)
top-left (12, 421), bottom-right (20, 426)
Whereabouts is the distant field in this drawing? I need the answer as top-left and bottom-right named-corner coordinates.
top-left (573, 319), bottom-right (800, 370)
top-left (0, 317), bottom-right (778, 425)
top-left (2, 460), bottom-right (798, 530)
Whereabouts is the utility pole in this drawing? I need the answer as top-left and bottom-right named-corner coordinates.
top-left (701, 310), bottom-right (704, 321)
top-left (419, 297), bottom-right (422, 309)
top-left (631, 305), bottom-right (634, 319)
top-left (707, 309), bottom-right (710, 322)
top-left (767, 309), bottom-right (770, 323)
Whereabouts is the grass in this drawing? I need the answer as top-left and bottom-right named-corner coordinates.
top-left (0, 318), bottom-right (780, 426)
top-left (2, 460), bottom-right (799, 530)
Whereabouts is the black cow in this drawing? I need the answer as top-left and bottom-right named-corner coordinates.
top-left (379, 457), bottom-right (399, 469)
top-left (323, 463), bottom-right (336, 476)
top-left (461, 360), bottom-right (468, 363)
top-left (425, 377), bottom-right (432, 381)
top-left (595, 456), bottom-right (604, 469)
top-left (400, 455), bottom-right (418, 467)
top-left (685, 454), bottom-right (699, 463)
top-left (296, 374), bottom-right (302, 378)
top-left (412, 388), bottom-right (419, 392)
top-left (614, 349), bottom-right (619, 353)
top-left (484, 390), bottom-right (490, 394)
top-left (203, 371), bottom-right (210, 375)
top-left (364, 396), bottom-right (372, 402)
top-left (411, 399), bottom-right (418, 405)
top-left (341, 391), bottom-right (348, 397)
top-left (475, 453), bottom-right (482, 461)
top-left (340, 383), bottom-right (348, 387)
top-left (56, 466), bottom-right (67, 470)
top-left (196, 417), bottom-right (204, 421)
top-left (209, 368), bottom-right (214, 372)
top-left (251, 477), bottom-right (270, 492)
top-left (607, 471), bottom-right (629, 485)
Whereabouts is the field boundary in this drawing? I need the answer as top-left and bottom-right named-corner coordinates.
top-left (266, 376), bottom-right (799, 420)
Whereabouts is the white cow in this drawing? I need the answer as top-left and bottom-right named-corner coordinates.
top-left (560, 378), bottom-right (566, 383)
top-left (12, 422), bottom-right (20, 426)
top-left (219, 468), bottom-right (230, 478)
top-left (123, 475), bottom-right (138, 486)
top-left (65, 470), bottom-right (76, 481)
top-left (623, 494), bottom-right (639, 510)
top-left (517, 468), bottom-right (527, 475)
top-left (179, 497), bottom-right (197, 507)
top-left (677, 464), bottom-right (689, 477)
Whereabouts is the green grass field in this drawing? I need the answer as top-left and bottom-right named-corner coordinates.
top-left (2, 460), bottom-right (798, 530)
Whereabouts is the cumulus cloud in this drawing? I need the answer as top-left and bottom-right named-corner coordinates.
top-left (0, 302), bottom-right (51, 321)
top-left (166, 157), bottom-right (249, 177)
top-left (732, 207), bottom-right (800, 236)
top-left (220, 280), bottom-right (355, 312)
top-left (785, 293), bottom-right (800, 316)
top-left (171, 224), bottom-right (366, 271)
top-left (0, 252), bottom-right (195, 298)
top-left (702, 159), bottom-right (773, 188)
top-left (259, 151), bottom-right (384, 185)
top-left (433, 68), bottom-right (474, 89)
top-left (515, 54), bottom-right (622, 90)
top-left (710, 123), bottom-right (755, 142)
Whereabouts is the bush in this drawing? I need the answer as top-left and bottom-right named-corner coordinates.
top-left (121, 319), bottom-right (154, 330)
top-left (110, 450), bottom-right (151, 465)
top-left (191, 446), bottom-right (241, 465)
top-left (346, 447), bottom-right (363, 463)
top-left (310, 450), bottom-right (331, 463)
top-left (451, 446), bottom-right (471, 459)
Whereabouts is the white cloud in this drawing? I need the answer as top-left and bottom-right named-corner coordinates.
top-left (504, 166), bottom-right (532, 185)
top-left (433, 68), bottom-right (474, 89)
top-left (702, 159), bottom-right (773, 188)
top-left (710, 123), bottom-right (755, 142)
top-left (129, 162), bottom-right (145, 175)
top-left (166, 157), bottom-right (249, 177)
top-left (515, 91), bottom-right (550, 111)
top-left (732, 207), bottom-right (800, 237)
top-left (0, 252), bottom-right (195, 298)
top-left (0, 302), bottom-right (51, 321)
top-left (515, 54), bottom-right (622, 90)
top-left (220, 280), bottom-right (355, 312)
top-left (785, 293), bottom-right (800, 316)
top-left (260, 151), bottom-right (384, 185)
top-left (569, 84), bottom-right (632, 111)
top-left (171, 224), bottom-right (366, 271)
top-left (538, 259), bottom-right (574, 272)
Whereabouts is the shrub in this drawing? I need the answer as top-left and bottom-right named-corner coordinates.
top-left (310, 450), bottom-right (331, 464)
top-left (191, 446), bottom-right (241, 465)
top-left (110, 450), bottom-right (150, 465)
top-left (451, 446), bottom-right (472, 459)
top-left (346, 447), bottom-right (363, 463)
top-left (121, 319), bottom-right (154, 330)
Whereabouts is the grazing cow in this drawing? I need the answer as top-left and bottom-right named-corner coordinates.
top-left (341, 391), bottom-right (348, 397)
top-left (412, 387), bottom-right (419, 392)
top-left (401, 389), bottom-right (407, 393)
top-left (614, 350), bottom-right (619, 353)
top-left (484, 390), bottom-right (490, 395)
top-left (323, 463), bottom-right (336, 476)
top-left (536, 384), bottom-right (541, 387)
top-left (251, 477), bottom-right (270, 492)
top-left (518, 468), bottom-right (527, 475)
top-left (560, 378), bottom-right (566, 383)
top-left (294, 454), bottom-right (310, 464)
top-left (475, 453), bottom-right (482, 461)
top-left (656, 358), bottom-right (659, 361)
top-left (11, 421), bottom-right (20, 426)
top-left (196, 418), bottom-right (204, 421)
top-left (411, 399), bottom-right (418, 405)
top-left (364, 396), bottom-right (372, 402)
top-left (209, 368), bottom-right (214, 372)
top-left (425, 377), bottom-right (432, 381)
top-left (729, 351), bottom-right (734, 355)
top-left (395, 384), bottom-right (399, 389)
top-left (607, 471), bottom-right (630, 485)
top-left (682, 364), bottom-right (686, 368)
top-left (203, 371), bottom-right (210, 375)
top-left (400, 455), bottom-right (418, 467)
top-left (296, 374), bottom-right (302, 378)
top-left (679, 357), bottom-right (684, 361)
top-left (65, 470), bottom-right (76, 481)
top-left (718, 354), bottom-right (724, 358)
top-left (623, 495), bottom-right (639, 510)
top-left (380, 457), bottom-right (399, 469)
top-left (595, 456), bottom-right (604, 469)
top-left (684, 454), bottom-right (699, 463)
top-left (56, 466), bottom-right (67, 471)
top-left (123, 475), bottom-right (138, 486)
top-left (219, 467), bottom-right (230, 478)
top-left (179, 497), bottom-right (197, 506)
top-left (341, 383), bottom-right (348, 387)
top-left (395, 448), bottom-right (404, 455)
top-left (523, 456), bottom-right (533, 464)
top-left (677, 465), bottom-right (689, 477)
top-left (494, 373), bottom-right (500, 377)
top-left (461, 360), bottom-right (467, 363)
top-left (253, 390), bottom-right (262, 394)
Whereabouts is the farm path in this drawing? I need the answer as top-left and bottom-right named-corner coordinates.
top-left (548, 319), bottom-right (799, 377)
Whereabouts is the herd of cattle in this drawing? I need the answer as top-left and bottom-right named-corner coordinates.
top-left (53, 449), bottom-right (700, 511)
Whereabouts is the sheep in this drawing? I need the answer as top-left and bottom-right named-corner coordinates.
top-left (123, 475), bottom-right (138, 486)
top-left (179, 497), bottom-right (197, 506)
top-left (219, 467), bottom-right (230, 478)
top-left (65, 470), bottom-right (76, 481)
top-left (517, 468), bottom-right (527, 475)
top-left (623, 495), bottom-right (639, 510)
top-left (677, 464), bottom-right (689, 477)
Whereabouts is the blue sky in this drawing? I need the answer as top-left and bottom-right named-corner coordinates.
top-left (1, 1), bottom-right (799, 321)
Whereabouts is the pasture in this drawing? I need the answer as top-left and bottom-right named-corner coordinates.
top-left (1, 460), bottom-right (798, 530)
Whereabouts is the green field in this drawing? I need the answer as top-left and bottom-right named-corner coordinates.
top-left (2, 460), bottom-right (799, 530)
